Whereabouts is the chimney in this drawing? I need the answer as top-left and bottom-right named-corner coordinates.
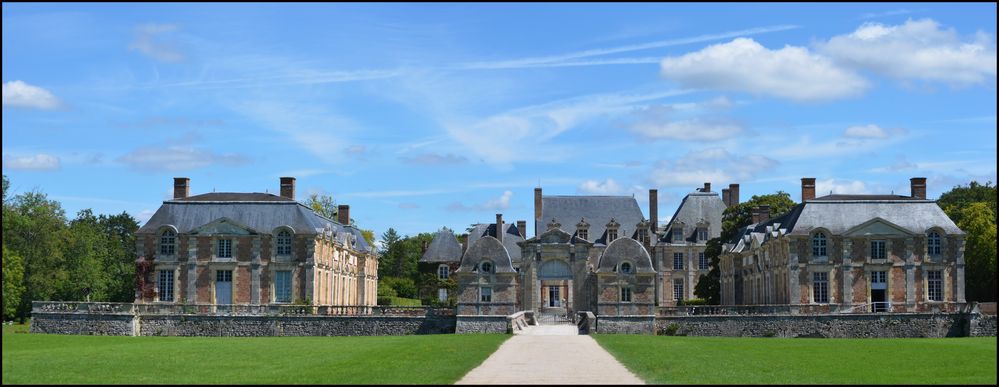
top-left (280, 177), bottom-right (296, 200)
top-left (801, 177), bottom-right (816, 202)
top-left (703, 182), bottom-right (711, 193)
top-left (495, 213), bottom-right (504, 243)
top-left (649, 189), bottom-right (659, 234)
top-left (729, 183), bottom-right (740, 206)
top-left (751, 206), bottom-right (761, 224)
top-left (910, 177), bottom-right (927, 200)
top-left (337, 205), bottom-right (350, 225)
top-left (722, 188), bottom-right (731, 207)
top-left (534, 187), bottom-right (543, 236)
top-left (517, 220), bottom-right (527, 238)
top-left (759, 205), bottom-right (770, 223)
top-left (173, 177), bottom-right (190, 199)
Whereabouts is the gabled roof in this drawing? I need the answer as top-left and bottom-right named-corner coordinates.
top-left (137, 194), bottom-right (373, 253)
top-left (660, 191), bottom-right (726, 244)
top-left (466, 223), bottom-right (525, 262)
top-left (538, 195), bottom-right (645, 245)
top-left (420, 229), bottom-right (463, 263)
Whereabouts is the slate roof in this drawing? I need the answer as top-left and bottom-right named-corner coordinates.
top-left (420, 229), bottom-right (463, 263)
top-left (538, 195), bottom-right (645, 245)
top-left (659, 191), bottom-right (726, 244)
top-left (137, 194), bottom-right (373, 253)
top-left (466, 223), bottom-right (525, 262)
top-left (456, 236), bottom-right (517, 274)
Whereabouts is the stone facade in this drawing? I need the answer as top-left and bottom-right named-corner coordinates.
top-left (654, 313), bottom-right (994, 338)
top-left (596, 316), bottom-right (655, 334)
top-left (455, 315), bottom-right (511, 334)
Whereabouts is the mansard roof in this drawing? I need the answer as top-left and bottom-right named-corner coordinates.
top-left (659, 190), bottom-right (726, 244)
top-left (466, 223), bottom-right (525, 262)
top-left (138, 194), bottom-right (373, 253)
top-left (596, 237), bottom-right (655, 273)
top-left (539, 195), bottom-right (645, 245)
top-left (420, 229), bottom-right (463, 263)
top-left (456, 236), bottom-right (516, 274)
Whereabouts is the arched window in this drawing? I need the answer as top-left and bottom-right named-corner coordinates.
top-left (620, 262), bottom-right (632, 274)
top-left (159, 229), bottom-right (176, 256)
top-left (812, 232), bottom-right (827, 258)
top-left (480, 262), bottom-right (493, 274)
top-left (927, 231), bottom-right (941, 256)
top-left (276, 230), bottom-right (292, 256)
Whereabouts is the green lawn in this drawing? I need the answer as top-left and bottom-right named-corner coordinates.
top-left (594, 334), bottom-right (997, 385)
top-left (2, 325), bottom-right (507, 384)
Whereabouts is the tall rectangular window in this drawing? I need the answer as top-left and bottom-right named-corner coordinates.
top-left (638, 229), bottom-right (648, 244)
top-left (673, 279), bottom-right (684, 301)
top-left (158, 270), bottom-right (174, 302)
top-left (698, 252), bottom-right (708, 270)
top-left (927, 232), bottom-right (941, 256)
top-left (927, 271), bottom-right (943, 301)
top-left (871, 240), bottom-right (886, 260)
top-left (480, 287), bottom-right (492, 302)
top-left (697, 227), bottom-right (708, 242)
top-left (607, 229), bottom-right (618, 242)
top-left (437, 265), bottom-right (449, 280)
top-left (673, 228), bottom-right (683, 242)
top-left (217, 239), bottom-right (233, 258)
top-left (813, 272), bottom-right (829, 303)
top-left (674, 252), bottom-right (684, 270)
top-left (620, 287), bottom-right (632, 302)
top-left (275, 270), bottom-right (292, 303)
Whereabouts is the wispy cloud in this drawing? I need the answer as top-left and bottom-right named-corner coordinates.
top-left (858, 9), bottom-right (916, 20)
top-left (843, 124), bottom-right (907, 139)
top-left (116, 134), bottom-right (250, 172)
top-left (446, 190), bottom-right (513, 212)
top-left (129, 23), bottom-right (185, 62)
top-left (2, 81), bottom-right (62, 110)
top-left (2, 153), bottom-right (61, 171)
top-left (627, 97), bottom-right (742, 141)
top-left (648, 148), bottom-right (778, 188)
top-left (399, 152), bottom-right (469, 165)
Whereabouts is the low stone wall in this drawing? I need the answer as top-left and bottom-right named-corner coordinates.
top-left (138, 315), bottom-right (455, 336)
top-left (455, 315), bottom-right (509, 334)
top-left (969, 314), bottom-right (997, 337)
top-left (655, 313), bottom-right (977, 338)
top-left (30, 313), bottom-right (135, 336)
top-left (596, 315), bottom-right (655, 334)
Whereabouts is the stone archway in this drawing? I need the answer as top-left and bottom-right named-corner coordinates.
top-left (537, 259), bottom-right (574, 315)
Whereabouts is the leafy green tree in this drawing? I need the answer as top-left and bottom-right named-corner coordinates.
top-left (695, 191), bottom-right (797, 304)
top-left (957, 202), bottom-right (997, 302)
top-left (2, 244), bottom-right (25, 321)
top-left (305, 193), bottom-right (338, 220)
top-left (379, 228), bottom-right (402, 277)
top-left (61, 209), bottom-right (110, 302)
top-left (98, 212), bottom-right (139, 302)
top-left (938, 181), bottom-right (996, 224)
top-left (3, 190), bottom-right (69, 319)
top-left (360, 229), bottom-right (376, 248)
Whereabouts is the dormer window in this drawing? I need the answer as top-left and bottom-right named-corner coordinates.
top-left (672, 228), bottom-right (683, 243)
top-left (159, 229), bottom-right (176, 256)
top-left (480, 262), bottom-right (493, 274)
top-left (606, 218), bottom-right (620, 243)
top-left (620, 262), bottom-right (632, 274)
top-left (276, 230), bottom-right (292, 256)
top-left (637, 229), bottom-right (648, 244)
top-left (576, 218), bottom-right (590, 241)
top-left (696, 227), bottom-right (708, 242)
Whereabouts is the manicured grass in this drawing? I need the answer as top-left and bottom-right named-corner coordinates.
top-left (594, 335), bottom-right (997, 385)
top-left (3, 329), bottom-right (508, 384)
top-left (386, 297), bottom-right (423, 306)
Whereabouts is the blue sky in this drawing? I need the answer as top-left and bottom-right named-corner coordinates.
top-left (3, 3), bottom-right (996, 240)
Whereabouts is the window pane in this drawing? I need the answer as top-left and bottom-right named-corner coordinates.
top-left (673, 279), bottom-right (684, 301)
top-left (275, 271), bottom-right (292, 303)
top-left (158, 270), bottom-right (174, 302)
top-left (674, 253), bottom-right (684, 270)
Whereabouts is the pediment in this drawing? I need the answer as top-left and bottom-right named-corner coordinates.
top-left (843, 217), bottom-right (914, 237)
top-left (190, 217), bottom-right (257, 235)
top-left (538, 228), bottom-right (573, 244)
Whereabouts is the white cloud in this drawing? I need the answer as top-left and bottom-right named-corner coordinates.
top-left (230, 99), bottom-right (358, 165)
top-left (818, 18), bottom-right (997, 86)
top-left (2, 153), bottom-right (60, 170)
top-left (648, 148), bottom-right (778, 187)
top-left (659, 38), bottom-right (868, 101)
top-left (116, 145), bottom-right (249, 172)
top-left (2, 80), bottom-right (61, 109)
top-left (631, 115), bottom-right (742, 141)
top-left (843, 124), bottom-right (907, 138)
top-left (129, 23), bottom-right (185, 62)
top-left (447, 190), bottom-right (513, 212)
top-left (815, 178), bottom-right (870, 196)
top-left (578, 179), bottom-right (624, 195)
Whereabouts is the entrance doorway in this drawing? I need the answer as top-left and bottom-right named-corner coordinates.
top-left (548, 286), bottom-right (561, 307)
top-left (871, 271), bottom-right (887, 312)
top-left (216, 270), bottom-right (233, 304)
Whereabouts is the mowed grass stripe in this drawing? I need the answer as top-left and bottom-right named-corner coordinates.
top-left (2, 331), bottom-right (508, 384)
top-left (594, 335), bottom-right (997, 385)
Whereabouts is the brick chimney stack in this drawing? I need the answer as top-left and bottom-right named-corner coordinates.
top-left (534, 187), bottom-right (543, 236)
top-left (729, 183), bottom-right (740, 206)
top-left (517, 220), bottom-right (527, 238)
top-left (801, 178), bottom-right (816, 202)
top-left (910, 177), bottom-right (927, 199)
top-left (173, 177), bottom-right (190, 199)
top-left (337, 205), bottom-right (350, 225)
top-left (759, 205), bottom-right (770, 223)
top-left (722, 188), bottom-right (731, 207)
top-left (495, 213), bottom-right (504, 243)
top-left (649, 189), bottom-right (659, 234)
top-left (703, 182), bottom-right (711, 192)
top-left (280, 177), bottom-right (296, 200)
top-left (751, 206), bottom-right (761, 224)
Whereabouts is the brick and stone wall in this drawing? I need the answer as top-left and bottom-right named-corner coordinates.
top-left (30, 313), bottom-right (136, 336)
top-left (655, 313), bottom-right (978, 338)
top-left (596, 315), bottom-right (655, 334)
top-left (455, 315), bottom-right (510, 333)
top-left (969, 314), bottom-right (997, 337)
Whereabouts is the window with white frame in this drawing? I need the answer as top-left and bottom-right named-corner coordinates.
top-left (607, 228), bottom-right (618, 242)
top-left (578, 228), bottom-right (588, 241)
top-left (871, 240), bottom-right (886, 260)
top-left (812, 233), bottom-right (827, 258)
top-left (276, 230), bottom-right (292, 256)
top-left (696, 227), bottom-right (708, 242)
top-left (813, 272), bottom-right (829, 303)
top-left (274, 270), bottom-right (292, 303)
top-left (217, 238), bottom-right (233, 258)
top-left (160, 230), bottom-right (176, 256)
top-left (927, 270), bottom-right (943, 301)
top-left (673, 278), bottom-right (684, 301)
top-left (620, 287), bottom-right (632, 302)
top-left (674, 252), bottom-right (684, 270)
top-left (438, 288), bottom-right (448, 302)
top-left (620, 262), bottom-right (632, 274)
top-left (437, 265), bottom-right (449, 279)
top-left (699, 252), bottom-right (708, 270)
top-left (637, 229), bottom-right (648, 244)
top-left (673, 228), bottom-right (683, 242)
top-left (158, 270), bottom-right (174, 302)
top-left (927, 232), bottom-right (941, 256)
top-left (480, 287), bottom-right (492, 302)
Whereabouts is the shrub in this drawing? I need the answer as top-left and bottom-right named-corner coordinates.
top-left (678, 298), bottom-right (708, 306)
top-left (662, 322), bottom-right (681, 336)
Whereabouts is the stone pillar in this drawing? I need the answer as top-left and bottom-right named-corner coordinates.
top-left (251, 237), bottom-right (261, 304)
top-left (789, 240), bottom-right (800, 305)
top-left (187, 236), bottom-right (198, 303)
top-left (842, 239), bottom-right (853, 307)
top-left (956, 237), bottom-right (966, 303)
top-left (904, 238), bottom-right (915, 307)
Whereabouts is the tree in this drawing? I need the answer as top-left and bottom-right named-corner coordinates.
top-left (360, 229), bottom-right (376, 248)
top-left (938, 181), bottom-right (996, 224)
top-left (379, 228), bottom-right (402, 277)
top-left (98, 212), bottom-right (139, 302)
top-left (695, 191), bottom-right (798, 304)
top-left (305, 193), bottom-right (338, 220)
top-left (3, 190), bottom-right (68, 319)
top-left (958, 202), bottom-right (997, 302)
top-left (2, 245), bottom-right (25, 321)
